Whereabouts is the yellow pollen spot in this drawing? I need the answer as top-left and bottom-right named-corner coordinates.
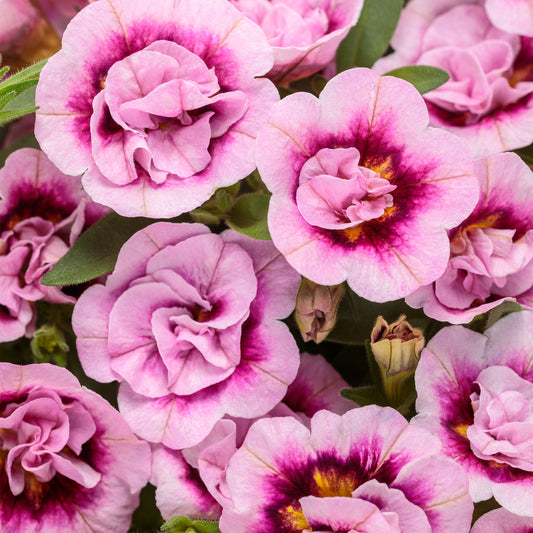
top-left (312, 467), bottom-right (356, 497)
top-left (453, 423), bottom-right (469, 438)
top-left (342, 224), bottom-right (364, 243)
top-left (487, 459), bottom-right (507, 468)
top-left (464, 214), bottom-right (501, 230)
top-left (100, 76), bottom-right (106, 89)
top-left (364, 156), bottom-right (394, 182)
top-left (279, 504), bottom-right (310, 530)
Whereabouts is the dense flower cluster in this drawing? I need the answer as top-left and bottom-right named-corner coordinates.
top-left (2, 0), bottom-right (533, 530)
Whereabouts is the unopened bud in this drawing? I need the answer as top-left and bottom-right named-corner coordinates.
top-left (295, 279), bottom-right (344, 343)
top-left (30, 324), bottom-right (69, 366)
top-left (370, 315), bottom-right (424, 405)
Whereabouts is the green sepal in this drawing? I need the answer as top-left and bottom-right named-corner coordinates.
top-left (226, 192), bottom-right (271, 240)
top-left (160, 516), bottom-right (221, 533)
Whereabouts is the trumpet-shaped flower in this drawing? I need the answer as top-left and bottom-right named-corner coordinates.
top-left (219, 406), bottom-right (473, 532)
top-left (73, 222), bottom-right (300, 450)
top-left (256, 67), bottom-right (479, 302)
top-left (0, 363), bottom-right (151, 532)
top-left (413, 310), bottom-right (533, 515)
top-left (35, 0), bottom-right (278, 218)
top-left (407, 152), bottom-right (533, 323)
top-left (0, 148), bottom-right (106, 342)
top-left (229, 0), bottom-right (363, 83)
top-left (374, 0), bottom-right (533, 156)
top-left (150, 352), bottom-right (353, 520)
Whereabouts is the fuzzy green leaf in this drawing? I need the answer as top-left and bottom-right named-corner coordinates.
top-left (41, 213), bottom-right (154, 286)
top-left (384, 65), bottom-right (450, 94)
top-left (336, 0), bottom-right (403, 71)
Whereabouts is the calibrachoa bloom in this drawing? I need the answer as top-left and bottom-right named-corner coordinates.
top-left (218, 405), bottom-right (473, 532)
top-left (374, 0), bottom-right (533, 156)
top-left (485, 0), bottom-right (533, 37)
top-left (150, 352), bottom-right (352, 521)
top-left (413, 310), bottom-right (533, 515)
top-left (72, 222), bottom-right (301, 449)
top-left (471, 507), bottom-right (533, 532)
top-left (0, 363), bottom-right (151, 532)
top-left (257, 67), bottom-right (479, 302)
top-left (407, 152), bottom-right (533, 323)
top-left (35, 0), bottom-right (278, 218)
top-left (0, 148), bottom-right (105, 342)
top-left (228, 0), bottom-right (363, 84)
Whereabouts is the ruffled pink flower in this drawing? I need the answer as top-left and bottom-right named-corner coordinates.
top-left (407, 152), bottom-right (533, 323)
top-left (471, 507), bottom-right (533, 532)
top-left (0, 148), bottom-right (106, 342)
top-left (374, 0), bottom-right (533, 156)
top-left (73, 222), bottom-right (300, 450)
top-left (485, 0), bottom-right (533, 37)
top-left (228, 0), bottom-right (363, 84)
top-left (413, 310), bottom-right (533, 516)
top-left (35, 0), bottom-right (278, 218)
top-left (150, 352), bottom-right (353, 520)
top-left (257, 67), bottom-right (479, 302)
top-left (0, 363), bottom-right (151, 532)
top-left (218, 406), bottom-right (473, 532)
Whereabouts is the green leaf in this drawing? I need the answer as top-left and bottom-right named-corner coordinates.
top-left (384, 65), bottom-right (450, 94)
top-left (0, 59), bottom-right (46, 91)
top-left (0, 59), bottom-right (46, 125)
top-left (341, 386), bottom-right (388, 407)
top-left (0, 86), bottom-right (38, 126)
top-left (41, 213), bottom-right (154, 286)
top-left (336, 0), bottom-right (403, 71)
top-left (161, 516), bottom-right (220, 533)
top-left (226, 193), bottom-right (271, 240)
top-left (484, 300), bottom-right (523, 331)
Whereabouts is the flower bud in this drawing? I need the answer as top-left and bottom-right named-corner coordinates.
top-left (370, 315), bottom-right (424, 405)
top-left (295, 279), bottom-right (344, 343)
top-left (30, 324), bottom-right (69, 366)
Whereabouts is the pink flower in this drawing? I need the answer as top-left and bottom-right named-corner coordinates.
top-left (485, 0), bottom-right (533, 37)
top-left (218, 406), bottom-right (473, 532)
top-left (471, 507), bottom-right (533, 532)
top-left (150, 352), bottom-right (353, 520)
top-left (413, 310), bottom-right (533, 515)
top-left (374, 0), bottom-right (533, 156)
top-left (257, 67), bottom-right (479, 302)
top-left (228, 0), bottom-right (363, 84)
top-left (0, 362), bottom-right (151, 532)
top-left (406, 152), bottom-right (533, 323)
top-left (34, 0), bottom-right (278, 218)
top-left (0, 148), bottom-right (106, 342)
top-left (73, 222), bottom-right (301, 449)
